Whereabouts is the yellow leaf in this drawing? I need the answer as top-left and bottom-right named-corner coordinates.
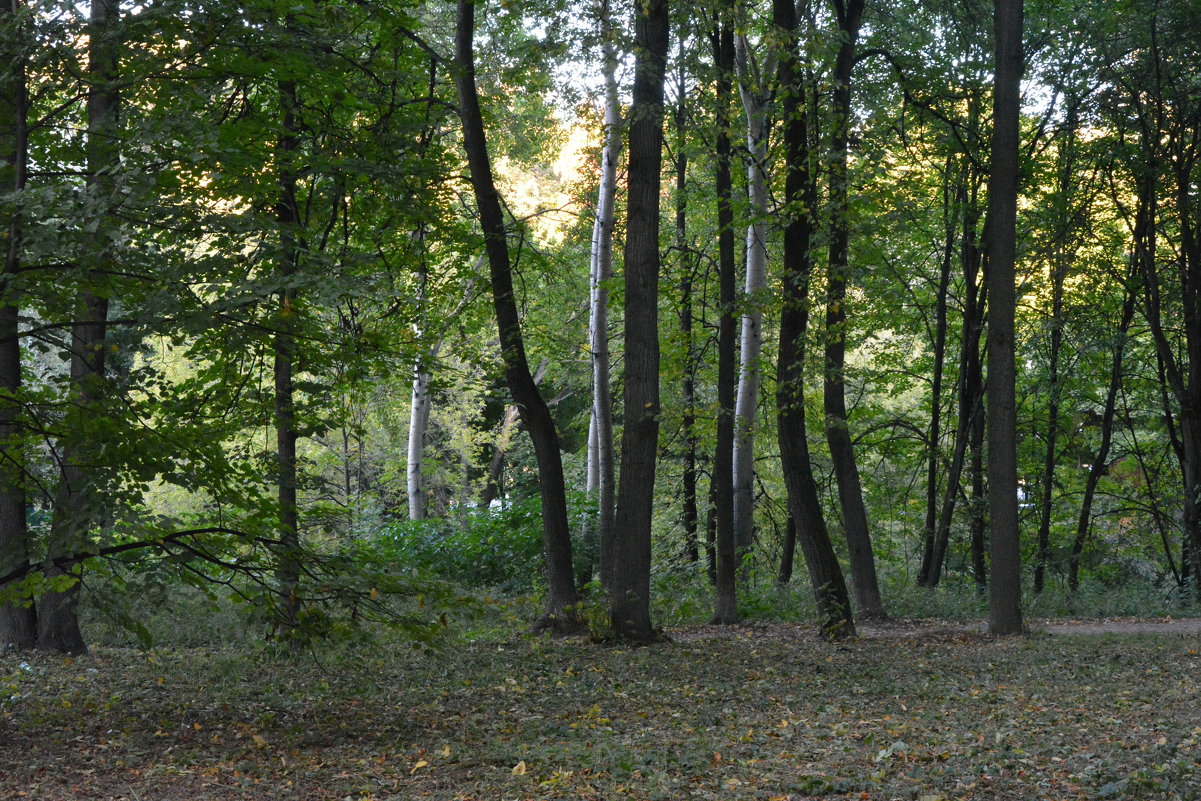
top-left (252, 734), bottom-right (268, 747)
top-left (369, 587), bottom-right (379, 599)
top-left (440, 745), bottom-right (451, 757)
top-left (512, 760), bottom-right (527, 775)
top-left (410, 759), bottom-right (428, 774)
top-left (193, 722), bottom-right (202, 731)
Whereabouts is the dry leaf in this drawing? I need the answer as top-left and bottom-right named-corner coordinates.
top-left (511, 760), bottom-right (527, 775)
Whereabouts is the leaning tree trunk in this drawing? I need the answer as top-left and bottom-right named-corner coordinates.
top-left (822, 0), bottom-right (884, 619)
top-left (732, 32), bottom-right (774, 560)
top-left (39, 0), bottom-right (121, 654)
top-left (608, 0), bottom-right (669, 643)
top-left (711, 10), bottom-right (738, 625)
top-left (985, 0), bottom-right (1025, 637)
top-left (455, 0), bottom-right (581, 634)
top-left (588, 7), bottom-right (620, 587)
top-left (0, 0), bottom-right (36, 649)
top-left (774, 0), bottom-right (854, 640)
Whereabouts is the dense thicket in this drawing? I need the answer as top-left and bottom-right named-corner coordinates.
top-left (1, 0), bottom-right (1198, 651)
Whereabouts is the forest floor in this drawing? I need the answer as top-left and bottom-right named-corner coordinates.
top-left (2, 617), bottom-right (1199, 801)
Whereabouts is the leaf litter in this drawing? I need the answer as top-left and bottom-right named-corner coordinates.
top-left (1, 620), bottom-right (1198, 800)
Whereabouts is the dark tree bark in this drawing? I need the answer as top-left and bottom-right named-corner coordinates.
top-left (1069, 277), bottom-right (1136, 591)
top-left (778, 514), bottom-right (797, 586)
top-left (1033, 100), bottom-right (1081, 595)
top-left (774, 0), bottom-right (854, 640)
top-left (39, 0), bottom-right (121, 654)
top-left (675, 52), bottom-right (699, 565)
top-left (454, 0), bottom-right (581, 635)
top-left (919, 157), bottom-right (956, 590)
top-left (823, 0), bottom-right (884, 620)
top-left (274, 72), bottom-right (302, 646)
top-left (711, 11), bottom-right (738, 625)
top-left (0, 0), bottom-right (36, 649)
top-left (608, 0), bottom-right (669, 643)
top-left (924, 189), bottom-right (986, 587)
top-left (985, 0), bottom-right (1025, 636)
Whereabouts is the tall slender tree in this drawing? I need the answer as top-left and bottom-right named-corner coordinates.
top-left (608, 0), bottom-right (669, 643)
top-left (38, 0), bottom-right (121, 653)
top-left (588, 2), bottom-right (621, 587)
top-left (985, 0), bottom-right (1025, 636)
top-left (712, 7), bottom-right (739, 625)
top-left (0, 0), bottom-right (36, 649)
top-left (822, 0), bottom-right (884, 619)
top-left (774, 0), bottom-right (854, 640)
top-left (454, 0), bottom-right (581, 634)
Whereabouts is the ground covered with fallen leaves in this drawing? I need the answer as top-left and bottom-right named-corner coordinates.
top-left (2, 621), bottom-right (1199, 800)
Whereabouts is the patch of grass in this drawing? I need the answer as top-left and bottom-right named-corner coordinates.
top-left (3, 624), bottom-right (1200, 800)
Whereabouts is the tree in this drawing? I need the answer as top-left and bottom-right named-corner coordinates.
top-left (822, 0), bottom-right (884, 619)
top-left (608, 0), bottom-right (669, 643)
top-left (711, 5), bottom-right (738, 625)
top-left (0, 0), bottom-right (36, 649)
top-left (774, 0), bottom-right (854, 640)
top-left (39, 0), bottom-right (122, 654)
top-left (985, 0), bottom-right (1024, 636)
top-left (454, 0), bottom-right (582, 634)
top-left (587, 2), bottom-right (621, 586)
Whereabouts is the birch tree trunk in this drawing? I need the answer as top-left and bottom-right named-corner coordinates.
top-left (589, 7), bottom-right (620, 587)
top-left (406, 340), bottom-right (441, 521)
top-left (732, 32), bottom-right (773, 559)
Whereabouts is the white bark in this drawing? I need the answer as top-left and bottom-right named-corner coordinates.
top-left (406, 341), bottom-right (441, 521)
top-left (732, 33), bottom-right (773, 554)
top-left (588, 18), bottom-right (622, 581)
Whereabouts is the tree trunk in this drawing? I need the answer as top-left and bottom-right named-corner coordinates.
top-left (274, 73), bottom-right (303, 646)
top-left (406, 340), bottom-right (440, 521)
top-left (1069, 278), bottom-right (1136, 591)
top-left (480, 358), bottom-right (549, 510)
top-left (589, 11), bottom-right (620, 587)
top-left (925, 198), bottom-right (986, 587)
top-left (675, 50), bottom-right (699, 565)
top-left (985, 0), bottom-right (1025, 636)
top-left (712, 12), bottom-right (738, 625)
top-left (919, 159), bottom-right (957, 587)
top-left (454, 0), bottom-right (581, 634)
top-left (608, 0), bottom-right (669, 643)
top-left (777, 514), bottom-right (797, 586)
top-left (0, 0), bottom-right (35, 649)
top-left (732, 32), bottom-right (773, 559)
top-left (39, 0), bottom-right (121, 654)
top-left (774, 0), bottom-right (854, 640)
top-left (823, 0), bottom-right (883, 620)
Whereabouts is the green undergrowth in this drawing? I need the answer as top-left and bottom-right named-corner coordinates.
top-left (3, 625), bottom-right (1200, 800)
